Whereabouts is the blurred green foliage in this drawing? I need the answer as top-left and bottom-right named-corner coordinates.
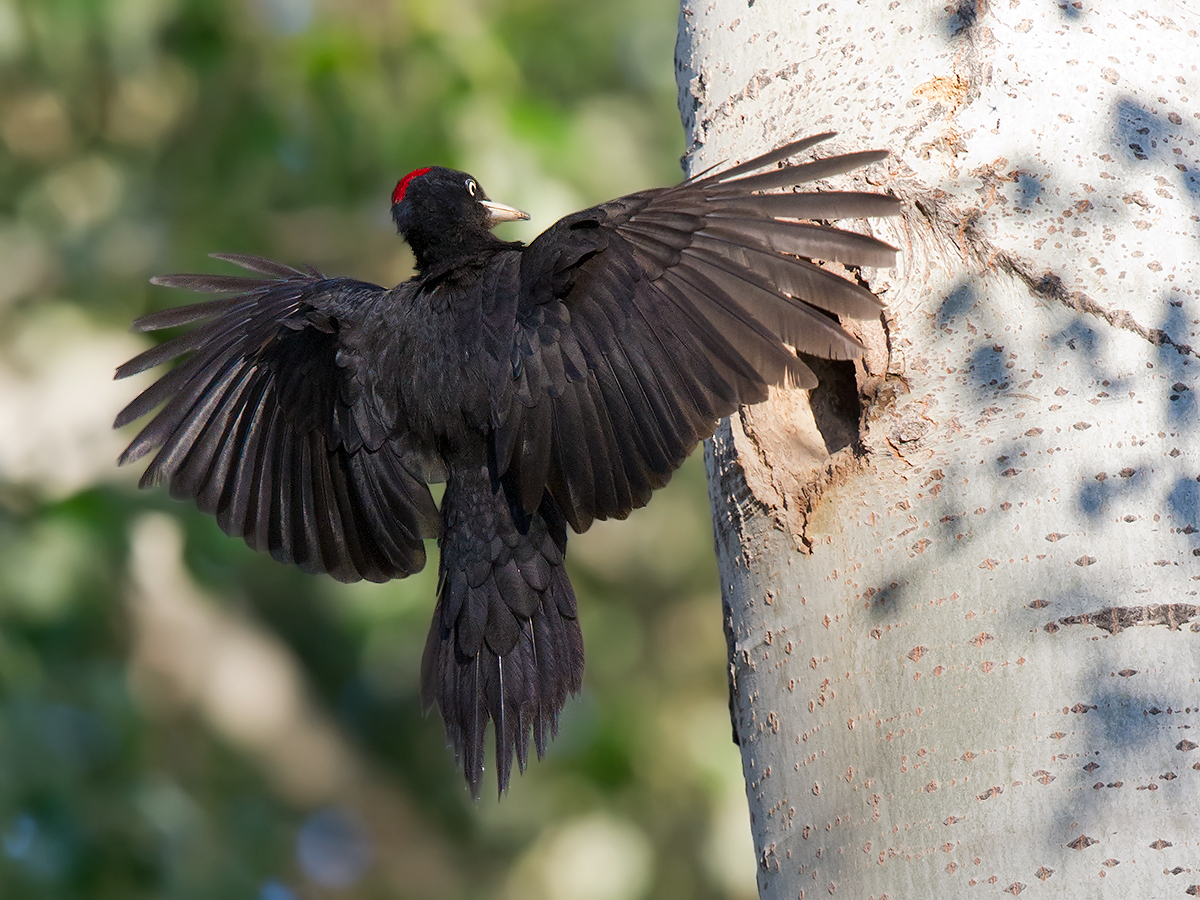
top-left (0, 1), bottom-right (756, 897)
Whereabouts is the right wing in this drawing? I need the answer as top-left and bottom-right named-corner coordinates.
top-left (114, 254), bottom-right (441, 583)
top-left (497, 134), bottom-right (901, 532)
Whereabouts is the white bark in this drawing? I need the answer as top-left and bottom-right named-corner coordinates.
top-left (677, 2), bottom-right (1200, 897)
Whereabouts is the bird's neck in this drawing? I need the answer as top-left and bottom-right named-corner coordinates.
top-left (407, 228), bottom-right (519, 277)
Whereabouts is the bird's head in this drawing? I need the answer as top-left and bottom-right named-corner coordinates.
top-left (391, 166), bottom-right (529, 274)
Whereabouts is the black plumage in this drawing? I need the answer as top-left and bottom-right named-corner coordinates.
top-left (114, 133), bottom-right (899, 795)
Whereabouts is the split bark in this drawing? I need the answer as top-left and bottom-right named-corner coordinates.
top-left (676, 2), bottom-right (1200, 897)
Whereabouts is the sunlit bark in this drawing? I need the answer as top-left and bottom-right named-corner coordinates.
top-left (678, 2), bottom-right (1200, 896)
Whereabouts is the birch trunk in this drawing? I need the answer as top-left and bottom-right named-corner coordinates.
top-left (676, 2), bottom-right (1200, 897)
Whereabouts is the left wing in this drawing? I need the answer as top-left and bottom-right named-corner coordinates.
top-left (115, 254), bottom-right (441, 582)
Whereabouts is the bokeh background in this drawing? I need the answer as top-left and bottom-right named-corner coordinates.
top-left (0, 0), bottom-right (757, 897)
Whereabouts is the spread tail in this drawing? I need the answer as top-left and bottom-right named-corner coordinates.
top-left (421, 464), bottom-right (584, 795)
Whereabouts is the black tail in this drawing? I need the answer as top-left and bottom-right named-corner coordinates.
top-left (421, 462), bottom-right (584, 795)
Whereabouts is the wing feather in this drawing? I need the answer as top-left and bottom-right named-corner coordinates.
top-left (504, 134), bottom-right (899, 526)
top-left (114, 262), bottom-right (441, 581)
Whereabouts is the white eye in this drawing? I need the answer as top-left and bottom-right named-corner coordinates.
top-left (466, 179), bottom-right (477, 197)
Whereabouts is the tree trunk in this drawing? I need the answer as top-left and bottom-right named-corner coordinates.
top-left (677, 2), bottom-right (1200, 897)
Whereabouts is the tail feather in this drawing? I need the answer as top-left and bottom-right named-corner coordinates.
top-left (421, 467), bottom-right (584, 796)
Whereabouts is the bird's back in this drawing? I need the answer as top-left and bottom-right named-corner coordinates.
top-left (389, 249), bottom-right (526, 457)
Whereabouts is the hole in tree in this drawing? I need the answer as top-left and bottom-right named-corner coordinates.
top-left (801, 356), bottom-right (861, 455)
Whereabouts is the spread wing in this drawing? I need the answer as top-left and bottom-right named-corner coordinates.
top-left (114, 254), bottom-right (441, 582)
top-left (495, 133), bottom-right (901, 531)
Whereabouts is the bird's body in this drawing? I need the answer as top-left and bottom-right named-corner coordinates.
top-left (115, 135), bottom-right (899, 794)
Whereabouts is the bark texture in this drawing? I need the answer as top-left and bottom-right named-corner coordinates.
top-left (677, 2), bottom-right (1200, 897)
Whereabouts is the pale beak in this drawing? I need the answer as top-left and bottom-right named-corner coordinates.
top-left (481, 200), bottom-right (530, 226)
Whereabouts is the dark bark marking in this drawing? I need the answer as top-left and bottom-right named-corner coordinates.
top-left (1057, 604), bottom-right (1200, 634)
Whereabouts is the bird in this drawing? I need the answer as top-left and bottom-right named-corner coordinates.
top-left (113, 132), bottom-right (899, 796)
